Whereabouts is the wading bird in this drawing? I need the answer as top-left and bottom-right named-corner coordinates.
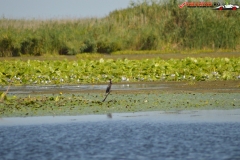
top-left (105, 79), bottom-right (112, 95)
top-left (103, 79), bottom-right (112, 102)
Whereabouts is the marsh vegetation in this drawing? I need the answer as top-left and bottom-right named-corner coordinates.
top-left (0, 0), bottom-right (240, 56)
top-left (0, 57), bottom-right (239, 85)
top-left (0, 0), bottom-right (240, 117)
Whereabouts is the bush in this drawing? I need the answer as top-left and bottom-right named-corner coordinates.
top-left (97, 37), bottom-right (121, 54)
top-left (58, 42), bottom-right (79, 55)
top-left (21, 37), bottom-right (43, 55)
top-left (80, 39), bottom-right (97, 53)
top-left (140, 31), bottom-right (159, 50)
top-left (0, 36), bottom-right (21, 57)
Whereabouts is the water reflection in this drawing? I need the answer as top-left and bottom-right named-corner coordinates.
top-left (106, 113), bottom-right (112, 119)
top-left (1, 110), bottom-right (240, 126)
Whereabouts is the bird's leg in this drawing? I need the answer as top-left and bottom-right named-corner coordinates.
top-left (102, 92), bottom-right (110, 102)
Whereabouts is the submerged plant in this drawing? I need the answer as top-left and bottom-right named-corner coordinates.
top-left (0, 92), bottom-right (239, 117)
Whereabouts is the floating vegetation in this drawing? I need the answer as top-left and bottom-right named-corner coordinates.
top-left (0, 57), bottom-right (239, 86)
top-left (0, 92), bottom-right (239, 117)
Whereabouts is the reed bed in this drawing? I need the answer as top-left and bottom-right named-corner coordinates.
top-left (0, 0), bottom-right (240, 57)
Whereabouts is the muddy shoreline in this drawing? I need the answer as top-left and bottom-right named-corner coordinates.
top-left (0, 81), bottom-right (239, 117)
top-left (1, 80), bottom-right (239, 95)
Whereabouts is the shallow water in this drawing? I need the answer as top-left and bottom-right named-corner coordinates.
top-left (0, 83), bottom-right (169, 94)
top-left (1, 80), bottom-right (239, 95)
top-left (1, 110), bottom-right (240, 160)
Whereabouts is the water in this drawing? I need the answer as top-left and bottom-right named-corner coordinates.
top-left (0, 83), bottom-right (168, 94)
top-left (1, 81), bottom-right (239, 95)
top-left (1, 110), bottom-right (240, 160)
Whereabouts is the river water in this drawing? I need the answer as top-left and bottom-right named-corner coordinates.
top-left (1, 110), bottom-right (240, 160)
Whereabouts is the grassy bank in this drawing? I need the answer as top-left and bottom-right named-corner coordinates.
top-left (1, 0), bottom-right (240, 56)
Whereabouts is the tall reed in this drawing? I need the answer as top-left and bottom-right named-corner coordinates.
top-left (0, 0), bottom-right (239, 57)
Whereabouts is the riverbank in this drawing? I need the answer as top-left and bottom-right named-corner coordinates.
top-left (0, 80), bottom-right (239, 117)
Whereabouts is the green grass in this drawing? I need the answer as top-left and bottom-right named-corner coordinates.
top-left (112, 49), bottom-right (238, 55)
top-left (0, 0), bottom-right (240, 57)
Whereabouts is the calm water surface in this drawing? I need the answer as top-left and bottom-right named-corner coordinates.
top-left (1, 111), bottom-right (240, 160)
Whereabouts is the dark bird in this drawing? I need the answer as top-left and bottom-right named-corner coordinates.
top-left (102, 79), bottom-right (112, 102)
top-left (105, 79), bottom-right (112, 95)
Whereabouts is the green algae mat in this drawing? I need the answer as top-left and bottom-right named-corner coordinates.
top-left (0, 81), bottom-right (239, 117)
top-left (1, 92), bottom-right (239, 117)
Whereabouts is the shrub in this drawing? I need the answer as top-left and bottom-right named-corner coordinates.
top-left (21, 37), bottom-right (43, 55)
top-left (0, 36), bottom-right (21, 57)
top-left (139, 31), bottom-right (159, 50)
top-left (80, 39), bottom-right (97, 53)
top-left (97, 37), bottom-right (121, 54)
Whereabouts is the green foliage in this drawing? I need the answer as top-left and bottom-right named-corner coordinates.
top-left (81, 39), bottom-right (97, 53)
top-left (1, 92), bottom-right (240, 117)
top-left (0, 57), bottom-right (239, 85)
top-left (139, 30), bottom-right (159, 50)
top-left (21, 37), bottom-right (44, 56)
top-left (0, 1), bottom-right (240, 57)
top-left (97, 37), bottom-right (121, 53)
top-left (0, 35), bottom-right (21, 56)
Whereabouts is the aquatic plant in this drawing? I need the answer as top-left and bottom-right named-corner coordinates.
top-left (0, 57), bottom-right (239, 86)
top-left (0, 92), bottom-right (239, 117)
